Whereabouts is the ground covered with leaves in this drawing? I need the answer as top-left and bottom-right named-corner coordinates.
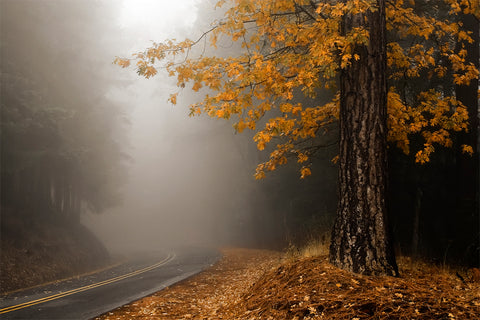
top-left (95, 248), bottom-right (479, 320)
top-left (1, 215), bottom-right (111, 293)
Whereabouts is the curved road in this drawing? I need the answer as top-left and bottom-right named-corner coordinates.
top-left (0, 247), bottom-right (220, 320)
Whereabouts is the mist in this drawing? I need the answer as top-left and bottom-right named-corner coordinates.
top-left (78, 1), bottom-right (270, 253)
top-left (1, 0), bottom-right (338, 260)
top-left (83, 91), bottom-right (260, 252)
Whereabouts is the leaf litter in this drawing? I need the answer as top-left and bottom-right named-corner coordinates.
top-left (94, 248), bottom-right (479, 319)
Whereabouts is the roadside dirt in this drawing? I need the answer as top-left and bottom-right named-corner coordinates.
top-left (94, 248), bottom-right (479, 320)
top-left (94, 248), bottom-right (282, 320)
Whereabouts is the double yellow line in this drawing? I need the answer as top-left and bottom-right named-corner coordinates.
top-left (0, 252), bottom-right (175, 314)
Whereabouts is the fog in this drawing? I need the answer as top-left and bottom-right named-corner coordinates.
top-left (84, 88), bottom-right (260, 252)
top-left (1, 0), bottom-right (338, 256)
top-left (80, 0), bottom-right (261, 252)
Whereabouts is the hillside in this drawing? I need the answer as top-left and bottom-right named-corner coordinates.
top-left (1, 212), bottom-right (111, 294)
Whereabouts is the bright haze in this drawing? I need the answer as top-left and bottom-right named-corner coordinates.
top-left (82, 0), bottom-right (260, 253)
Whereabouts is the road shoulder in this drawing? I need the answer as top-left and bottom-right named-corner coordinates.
top-left (93, 248), bottom-right (282, 320)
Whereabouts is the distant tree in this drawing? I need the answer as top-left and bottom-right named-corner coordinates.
top-left (455, 9), bottom-right (479, 218)
top-left (1, 1), bottom-right (127, 223)
top-left (381, 0), bottom-right (479, 263)
top-left (116, 0), bottom-right (478, 275)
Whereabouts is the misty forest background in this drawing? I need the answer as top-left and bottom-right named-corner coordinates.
top-left (1, 0), bottom-right (478, 291)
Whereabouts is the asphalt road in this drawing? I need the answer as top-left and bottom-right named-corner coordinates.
top-left (0, 247), bottom-right (220, 320)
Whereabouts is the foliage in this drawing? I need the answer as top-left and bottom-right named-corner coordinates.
top-left (115, 0), bottom-right (478, 179)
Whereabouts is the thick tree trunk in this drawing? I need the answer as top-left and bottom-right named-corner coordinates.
top-left (329, 0), bottom-right (398, 276)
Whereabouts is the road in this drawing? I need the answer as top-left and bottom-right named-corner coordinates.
top-left (0, 247), bottom-right (220, 320)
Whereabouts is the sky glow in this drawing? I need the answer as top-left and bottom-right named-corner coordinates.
top-left (118, 0), bottom-right (199, 33)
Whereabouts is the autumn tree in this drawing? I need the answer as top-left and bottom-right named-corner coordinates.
top-left (378, 0), bottom-right (479, 263)
top-left (455, 8), bottom-right (479, 221)
top-left (327, 0), bottom-right (398, 275)
top-left (116, 0), bottom-right (478, 275)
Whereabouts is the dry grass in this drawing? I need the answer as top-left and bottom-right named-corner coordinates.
top-left (285, 236), bottom-right (330, 261)
top-left (299, 238), bottom-right (330, 258)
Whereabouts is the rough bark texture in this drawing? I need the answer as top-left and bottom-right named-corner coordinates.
top-left (330, 0), bottom-right (398, 276)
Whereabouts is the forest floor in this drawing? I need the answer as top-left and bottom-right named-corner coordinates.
top-left (94, 247), bottom-right (479, 320)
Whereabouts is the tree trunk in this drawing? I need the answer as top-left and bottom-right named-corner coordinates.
top-left (454, 11), bottom-right (479, 265)
top-left (411, 187), bottom-right (422, 256)
top-left (455, 12), bottom-right (479, 215)
top-left (329, 0), bottom-right (398, 276)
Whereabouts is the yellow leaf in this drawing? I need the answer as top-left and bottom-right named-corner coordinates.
top-left (169, 93), bottom-right (178, 105)
top-left (461, 144), bottom-right (473, 155)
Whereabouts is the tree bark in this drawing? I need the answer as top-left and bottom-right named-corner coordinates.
top-left (329, 0), bottom-right (398, 276)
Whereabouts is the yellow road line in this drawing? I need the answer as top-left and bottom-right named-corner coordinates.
top-left (0, 253), bottom-right (175, 314)
top-left (1, 258), bottom-right (128, 297)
